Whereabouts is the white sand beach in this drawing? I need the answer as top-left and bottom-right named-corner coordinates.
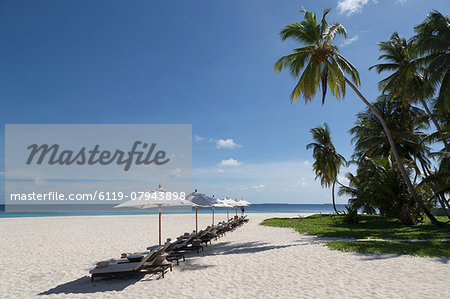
top-left (0, 213), bottom-right (448, 298)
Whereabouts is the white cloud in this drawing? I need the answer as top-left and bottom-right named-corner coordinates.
top-left (218, 158), bottom-right (241, 167)
top-left (194, 135), bottom-right (204, 142)
top-left (252, 184), bottom-right (266, 189)
top-left (296, 178), bottom-right (308, 186)
top-left (251, 184), bottom-right (266, 192)
top-left (337, 0), bottom-right (372, 16)
top-left (195, 136), bottom-right (242, 149)
top-left (193, 160), bottom-right (357, 204)
top-left (216, 138), bottom-right (241, 149)
top-left (216, 169), bottom-right (224, 173)
top-left (340, 35), bottom-right (359, 47)
top-left (337, 0), bottom-right (404, 16)
top-left (169, 168), bottom-right (182, 178)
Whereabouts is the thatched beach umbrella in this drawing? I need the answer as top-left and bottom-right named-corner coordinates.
top-left (211, 195), bottom-right (220, 225)
top-left (213, 198), bottom-right (233, 223)
top-left (237, 198), bottom-right (251, 215)
top-left (221, 197), bottom-right (238, 220)
top-left (114, 184), bottom-right (193, 245)
top-left (185, 190), bottom-right (216, 236)
top-left (238, 199), bottom-right (251, 206)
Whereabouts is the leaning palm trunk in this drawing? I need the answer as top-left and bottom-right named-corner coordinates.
top-left (332, 180), bottom-right (339, 214)
top-left (436, 195), bottom-right (450, 219)
top-left (345, 78), bottom-right (444, 227)
top-left (421, 164), bottom-right (450, 219)
top-left (419, 99), bottom-right (449, 151)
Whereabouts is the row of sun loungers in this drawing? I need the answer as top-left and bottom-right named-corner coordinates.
top-left (90, 215), bottom-right (249, 282)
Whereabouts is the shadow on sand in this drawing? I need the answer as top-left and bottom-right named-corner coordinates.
top-left (176, 259), bottom-right (217, 272)
top-left (38, 239), bottom-right (296, 295)
top-left (199, 240), bottom-right (300, 257)
top-left (299, 236), bottom-right (449, 264)
top-left (355, 252), bottom-right (448, 263)
top-left (38, 272), bottom-right (163, 295)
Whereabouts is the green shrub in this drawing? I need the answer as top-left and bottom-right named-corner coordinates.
top-left (343, 205), bottom-right (360, 224)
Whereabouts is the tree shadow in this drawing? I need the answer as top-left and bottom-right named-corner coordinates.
top-left (355, 252), bottom-right (448, 263)
top-left (295, 236), bottom-right (449, 264)
top-left (355, 253), bottom-right (401, 261)
top-left (176, 259), bottom-right (216, 272)
top-left (200, 241), bottom-right (300, 256)
top-left (323, 241), bottom-right (449, 264)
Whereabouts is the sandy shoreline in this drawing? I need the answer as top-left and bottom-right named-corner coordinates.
top-left (0, 213), bottom-right (448, 298)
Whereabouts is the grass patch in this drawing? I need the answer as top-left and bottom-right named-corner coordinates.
top-left (261, 214), bottom-right (450, 258)
top-left (326, 240), bottom-right (450, 258)
top-left (261, 214), bottom-right (450, 240)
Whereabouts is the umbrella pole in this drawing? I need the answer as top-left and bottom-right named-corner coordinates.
top-left (158, 206), bottom-right (162, 246)
top-left (236, 207), bottom-right (237, 217)
top-left (212, 206), bottom-right (215, 226)
top-left (195, 206), bottom-right (198, 238)
top-left (227, 207), bottom-right (229, 220)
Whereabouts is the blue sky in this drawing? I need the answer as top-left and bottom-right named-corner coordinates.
top-left (1, 0), bottom-right (448, 204)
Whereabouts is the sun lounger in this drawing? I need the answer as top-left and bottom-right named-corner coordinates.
top-left (173, 232), bottom-right (203, 254)
top-left (200, 227), bottom-right (218, 246)
top-left (217, 221), bottom-right (233, 236)
top-left (144, 253), bottom-right (172, 276)
top-left (148, 240), bottom-right (185, 265)
top-left (90, 247), bottom-right (166, 282)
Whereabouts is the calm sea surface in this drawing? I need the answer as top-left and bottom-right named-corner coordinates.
top-left (0, 204), bottom-right (347, 218)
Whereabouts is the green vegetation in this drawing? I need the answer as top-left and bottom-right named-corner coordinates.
top-left (262, 215), bottom-right (449, 240)
top-left (274, 8), bottom-right (449, 227)
top-left (261, 215), bottom-right (450, 258)
top-left (306, 124), bottom-right (347, 214)
top-left (326, 240), bottom-right (450, 258)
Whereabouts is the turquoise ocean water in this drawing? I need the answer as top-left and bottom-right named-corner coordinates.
top-left (0, 204), bottom-right (347, 218)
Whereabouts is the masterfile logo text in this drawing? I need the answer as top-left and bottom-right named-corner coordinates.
top-left (5, 124), bottom-right (192, 212)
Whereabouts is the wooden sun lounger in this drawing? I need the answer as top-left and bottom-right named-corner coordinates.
top-left (144, 253), bottom-right (172, 276)
top-left (173, 232), bottom-right (203, 254)
top-left (147, 240), bottom-right (185, 265)
top-left (200, 227), bottom-right (218, 246)
top-left (90, 248), bottom-right (167, 282)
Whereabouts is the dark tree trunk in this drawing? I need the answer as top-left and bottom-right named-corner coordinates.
top-left (419, 99), bottom-right (449, 151)
top-left (421, 164), bottom-right (450, 219)
top-left (332, 180), bottom-right (339, 214)
top-left (345, 78), bottom-right (444, 227)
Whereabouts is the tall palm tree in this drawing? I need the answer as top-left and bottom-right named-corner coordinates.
top-left (341, 157), bottom-right (423, 224)
top-left (369, 32), bottom-right (449, 151)
top-left (306, 123), bottom-right (347, 213)
top-left (338, 171), bottom-right (377, 215)
top-left (350, 95), bottom-right (430, 167)
top-left (274, 8), bottom-right (443, 226)
top-left (413, 10), bottom-right (450, 116)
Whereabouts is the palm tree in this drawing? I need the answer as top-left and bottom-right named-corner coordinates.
top-left (413, 10), bottom-right (450, 117)
top-left (306, 123), bottom-right (347, 213)
top-left (348, 96), bottom-right (448, 218)
top-left (349, 95), bottom-right (430, 169)
top-left (273, 8), bottom-right (443, 226)
top-left (338, 171), bottom-right (377, 215)
top-left (369, 32), bottom-right (449, 151)
top-left (341, 157), bottom-right (424, 224)
top-left (369, 26), bottom-right (449, 217)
